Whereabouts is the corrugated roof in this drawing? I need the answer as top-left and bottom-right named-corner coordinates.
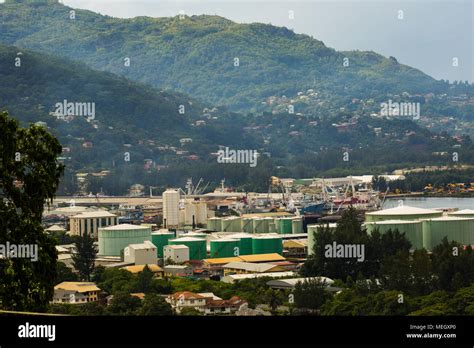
top-left (54, 282), bottom-right (100, 293)
top-left (366, 205), bottom-right (440, 216)
top-left (221, 271), bottom-right (295, 283)
top-left (239, 254), bottom-right (286, 262)
top-left (121, 264), bottom-right (163, 273)
top-left (223, 261), bottom-right (281, 273)
top-left (72, 211), bottom-right (116, 218)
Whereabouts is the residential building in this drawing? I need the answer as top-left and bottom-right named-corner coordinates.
top-left (52, 282), bottom-right (100, 304)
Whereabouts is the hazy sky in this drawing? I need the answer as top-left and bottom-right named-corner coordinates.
top-left (58, 0), bottom-right (474, 82)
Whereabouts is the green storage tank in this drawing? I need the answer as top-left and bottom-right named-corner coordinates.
top-left (307, 223), bottom-right (337, 256)
top-left (274, 218), bottom-right (281, 233)
top-left (365, 205), bottom-right (442, 222)
top-left (364, 220), bottom-right (423, 250)
top-left (448, 209), bottom-right (474, 218)
top-left (184, 232), bottom-right (207, 239)
top-left (207, 217), bottom-right (222, 231)
top-left (98, 224), bottom-right (152, 256)
top-left (422, 217), bottom-right (474, 250)
top-left (151, 230), bottom-right (175, 258)
top-left (279, 218), bottom-right (293, 234)
top-left (252, 218), bottom-right (266, 233)
top-left (242, 218), bottom-right (253, 233)
top-left (169, 237), bottom-right (207, 260)
top-left (222, 217), bottom-right (242, 232)
top-left (292, 218), bottom-right (303, 234)
top-left (228, 233), bottom-right (253, 256)
top-left (210, 238), bottom-right (240, 258)
top-left (252, 235), bottom-right (283, 255)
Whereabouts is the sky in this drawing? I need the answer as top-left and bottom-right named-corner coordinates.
top-left (56, 0), bottom-right (473, 83)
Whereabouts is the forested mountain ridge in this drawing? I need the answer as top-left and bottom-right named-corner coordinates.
top-left (0, 0), bottom-right (459, 112)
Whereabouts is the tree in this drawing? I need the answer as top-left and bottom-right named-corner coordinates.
top-left (140, 294), bottom-right (173, 316)
top-left (55, 262), bottom-right (78, 283)
top-left (294, 278), bottom-right (332, 311)
top-left (0, 111), bottom-right (64, 311)
top-left (106, 292), bottom-right (142, 315)
top-left (72, 233), bottom-right (98, 281)
top-left (135, 265), bottom-right (154, 293)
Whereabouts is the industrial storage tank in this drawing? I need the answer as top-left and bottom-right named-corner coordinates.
top-left (242, 218), bottom-right (253, 233)
top-left (422, 217), bottom-right (474, 250)
top-left (221, 217), bottom-right (242, 232)
top-left (365, 205), bottom-right (442, 223)
top-left (98, 224), bottom-right (152, 256)
top-left (162, 189), bottom-right (180, 227)
top-left (292, 218), bottom-right (303, 234)
top-left (169, 237), bottom-right (207, 260)
top-left (252, 235), bottom-right (283, 255)
top-left (252, 218), bottom-right (266, 233)
top-left (184, 232), bottom-right (208, 239)
top-left (207, 217), bottom-right (222, 231)
top-left (210, 238), bottom-right (240, 258)
top-left (279, 218), bottom-right (293, 234)
top-left (307, 223), bottom-right (337, 256)
top-left (448, 209), bottom-right (474, 218)
top-left (228, 233), bottom-right (253, 255)
top-left (151, 230), bottom-right (175, 258)
top-left (364, 220), bottom-right (423, 250)
top-left (273, 218), bottom-right (281, 233)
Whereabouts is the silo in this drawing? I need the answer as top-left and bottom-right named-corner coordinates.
top-left (185, 232), bottom-right (207, 239)
top-left (364, 220), bottom-right (423, 250)
top-left (279, 218), bottom-right (293, 234)
top-left (230, 217), bottom-right (242, 232)
top-left (169, 237), bottom-right (207, 260)
top-left (98, 224), bottom-right (152, 256)
top-left (307, 223), bottom-right (337, 256)
top-left (210, 238), bottom-right (240, 258)
top-left (448, 209), bottom-right (474, 218)
top-left (222, 218), bottom-right (233, 232)
top-left (242, 218), bottom-right (253, 233)
top-left (274, 218), bottom-right (281, 233)
top-left (151, 230), bottom-right (175, 258)
top-left (252, 235), bottom-right (283, 255)
top-left (162, 189), bottom-right (180, 227)
top-left (207, 217), bottom-right (222, 231)
top-left (262, 217), bottom-right (274, 233)
top-left (292, 218), bottom-right (303, 234)
top-left (252, 218), bottom-right (265, 233)
top-left (365, 205), bottom-right (442, 223)
top-left (228, 233), bottom-right (253, 255)
top-left (422, 217), bottom-right (474, 250)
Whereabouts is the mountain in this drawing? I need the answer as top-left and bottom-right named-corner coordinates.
top-left (0, 0), bottom-right (457, 112)
top-left (0, 43), bottom-right (260, 173)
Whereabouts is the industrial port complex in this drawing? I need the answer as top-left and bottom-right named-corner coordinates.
top-left (42, 176), bottom-right (474, 315)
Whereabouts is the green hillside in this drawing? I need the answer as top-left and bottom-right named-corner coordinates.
top-left (0, 0), bottom-right (451, 111)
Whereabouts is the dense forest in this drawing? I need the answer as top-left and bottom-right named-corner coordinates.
top-left (1, 0), bottom-right (472, 112)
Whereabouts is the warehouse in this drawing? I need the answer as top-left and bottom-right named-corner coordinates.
top-left (266, 277), bottom-right (335, 290)
top-left (221, 271), bottom-right (296, 284)
top-left (123, 241), bottom-right (157, 265)
top-left (222, 261), bottom-right (286, 275)
top-left (163, 244), bottom-right (190, 264)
